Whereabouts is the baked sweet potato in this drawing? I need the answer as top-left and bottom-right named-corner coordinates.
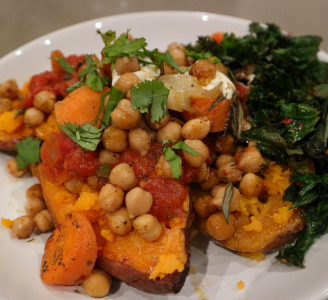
top-left (38, 167), bottom-right (194, 294)
top-left (194, 164), bottom-right (305, 252)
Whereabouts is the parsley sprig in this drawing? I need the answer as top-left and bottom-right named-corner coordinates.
top-left (162, 140), bottom-right (200, 179)
top-left (15, 136), bottom-right (42, 169)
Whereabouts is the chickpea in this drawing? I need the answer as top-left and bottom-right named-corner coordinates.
top-left (87, 176), bottom-right (101, 190)
top-left (164, 62), bottom-right (175, 75)
top-left (133, 214), bottom-right (162, 241)
top-left (111, 99), bottom-right (141, 130)
top-left (99, 184), bottom-right (124, 212)
top-left (200, 169), bottom-right (221, 191)
top-left (82, 269), bottom-right (112, 298)
top-left (26, 184), bottom-right (43, 200)
top-left (0, 79), bottom-right (18, 99)
top-left (115, 73), bottom-right (140, 93)
top-left (144, 113), bottom-right (170, 130)
top-left (6, 158), bottom-right (28, 178)
top-left (98, 149), bottom-right (119, 165)
top-left (239, 173), bottom-right (263, 198)
top-left (125, 187), bottom-right (153, 218)
top-left (182, 139), bottom-right (209, 168)
top-left (193, 163), bottom-right (209, 183)
top-left (211, 184), bottom-right (240, 212)
top-left (181, 117), bottom-right (210, 140)
top-left (33, 210), bottom-right (54, 232)
top-left (109, 163), bottom-right (137, 191)
top-left (0, 98), bottom-right (13, 114)
top-left (235, 147), bottom-right (265, 173)
top-left (189, 59), bottom-right (216, 86)
top-left (156, 121), bottom-right (183, 143)
top-left (215, 154), bottom-right (235, 169)
top-left (138, 118), bottom-right (157, 141)
top-left (194, 196), bottom-right (217, 219)
top-left (155, 154), bottom-right (181, 179)
top-left (12, 216), bottom-right (34, 239)
top-left (115, 56), bottom-right (140, 75)
top-left (129, 128), bottom-right (151, 156)
top-left (242, 118), bottom-right (252, 131)
top-left (167, 42), bottom-right (188, 66)
top-left (25, 197), bottom-right (46, 218)
top-left (217, 162), bottom-right (242, 183)
top-left (101, 126), bottom-right (128, 152)
top-left (206, 212), bottom-right (235, 241)
top-left (214, 133), bottom-right (234, 154)
top-left (24, 107), bottom-right (44, 127)
top-left (106, 207), bottom-right (132, 235)
top-left (33, 90), bottom-right (56, 114)
top-left (64, 178), bottom-right (84, 194)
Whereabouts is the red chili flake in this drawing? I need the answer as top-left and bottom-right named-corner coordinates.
top-left (283, 118), bottom-right (292, 125)
top-left (223, 170), bottom-right (228, 176)
top-left (297, 122), bottom-right (303, 127)
top-left (262, 185), bottom-right (267, 190)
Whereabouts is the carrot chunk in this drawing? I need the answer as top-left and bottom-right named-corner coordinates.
top-left (40, 210), bottom-right (97, 285)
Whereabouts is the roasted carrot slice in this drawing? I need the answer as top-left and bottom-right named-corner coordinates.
top-left (55, 85), bottom-right (109, 127)
top-left (182, 97), bottom-right (231, 132)
top-left (211, 32), bottom-right (225, 44)
top-left (40, 210), bottom-right (97, 285)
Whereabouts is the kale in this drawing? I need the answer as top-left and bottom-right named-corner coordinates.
top-left (187, 22), bottom-right (328, 267)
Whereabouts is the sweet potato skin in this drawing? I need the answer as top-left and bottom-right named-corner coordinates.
top-left (97, 197), bottom-right (194, 294)
top-left (38, 166), bottom-right (194, 294)
top-left (194, 209), bottom-right (305, 252)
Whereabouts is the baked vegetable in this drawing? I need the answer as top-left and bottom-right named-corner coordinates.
top-left (40, 210), bottom-right (97, 285)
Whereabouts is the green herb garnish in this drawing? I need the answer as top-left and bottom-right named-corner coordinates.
top-left (51, 57), bottom-right (75, 74)
top-left (15, 136), bottom-right (42, 169)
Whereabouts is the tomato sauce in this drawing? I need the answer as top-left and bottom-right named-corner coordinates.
top-left (19, 53), bottom-right (85, 108)
top-left (39, 130), bottom-right (100, 184)
top-left (118, 143), bottom-right (189, 223)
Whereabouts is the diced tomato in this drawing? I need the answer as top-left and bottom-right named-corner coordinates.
top-left (235, 81), bottom-right (249, 103)
top-left (211, 32), bottom-right (225, 44)
top-left (39, 131), bottom-right (100, 184)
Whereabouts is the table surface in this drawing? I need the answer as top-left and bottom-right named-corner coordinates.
top-left (1, 0), bottom-right (327, 58)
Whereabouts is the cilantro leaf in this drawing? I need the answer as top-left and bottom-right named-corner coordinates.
top-left (97, 29), bottom-right (116, 47)
top-left (162, 140), bottom-right (200, 179)
top-left (164, 147), bottom-right (182, 179)
top-left (65, 54), bottom-right (109, 93)
top-left (59, 122), bottom-right (103, 151)
top-left (61, 87), bottom-right (125, 151)
top-left (51, 57), bottom-right (75, 74)
top-left (15, 136), bottom-right (42, 169)
top-left (131, 80), bottom-right (170, 122)
top-left (185, 49), bottom-right (220, 64)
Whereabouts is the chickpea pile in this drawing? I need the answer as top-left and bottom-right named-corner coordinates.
top-left (3, 37), bottom-right (268, 298)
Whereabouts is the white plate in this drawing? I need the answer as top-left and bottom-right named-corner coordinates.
top-left (1, 11), bottom-right (328, 300)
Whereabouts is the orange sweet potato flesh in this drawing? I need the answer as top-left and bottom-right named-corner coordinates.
top-left (38, 169), bottom-right (194, 294)
top-left (97, 196), bottom-right (194, 294)
top-left (194, 191), bottom-right (305, 252)
top-left (40, 210), bottom-right (97, 285)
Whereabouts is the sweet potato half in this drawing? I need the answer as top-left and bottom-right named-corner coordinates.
top-left (194, 164), bottom-right (305, 252)
top-left (38, 170), bottom-right (194, 294)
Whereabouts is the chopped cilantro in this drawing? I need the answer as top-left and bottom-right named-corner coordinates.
top-left (61, 88), bottom-right (124, 151)
top-left (131, 80), bottom-right (170, 122)
top-left (162, 140), bottom-right (200, 179)
top-left (15, 136), bottom-right (42, 169)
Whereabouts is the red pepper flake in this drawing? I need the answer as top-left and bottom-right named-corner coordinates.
top-left (283, 118), bottom-right (292, 125)
top-left (262, 185), bottom-right (267, 190)
top-left (297, 122), bottom-right (303, 127)
top-left (223, 170), bottom-right (228, 176)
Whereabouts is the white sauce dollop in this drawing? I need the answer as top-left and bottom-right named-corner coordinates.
top-left (111, 56), bottom-right (160, 86)
top-left (202, 71), bottom-right (236, 99)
